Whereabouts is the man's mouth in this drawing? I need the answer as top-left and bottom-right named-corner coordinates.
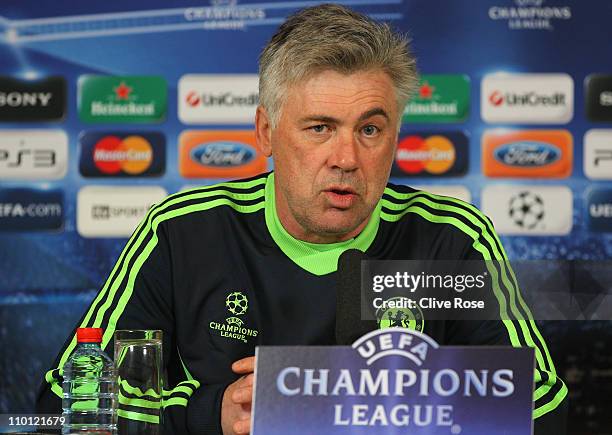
top-left (323, 186), bottom-right (358, 209)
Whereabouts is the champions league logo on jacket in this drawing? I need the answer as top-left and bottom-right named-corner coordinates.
top-left (209, 291), bottom-right (259, 343)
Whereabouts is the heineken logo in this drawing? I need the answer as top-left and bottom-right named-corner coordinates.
top-left (78, 75), bottom-right (167, 123)
top-left (403, 74), bottom-right (469, 123)
top-left (209, 291), bottom-right (259, 343)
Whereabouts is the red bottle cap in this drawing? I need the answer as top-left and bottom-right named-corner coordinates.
top-left (77, 327), bottom-right (103, 343)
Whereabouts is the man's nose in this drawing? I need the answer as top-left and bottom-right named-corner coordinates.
top-left (328, 129), bottom-right (359, 172)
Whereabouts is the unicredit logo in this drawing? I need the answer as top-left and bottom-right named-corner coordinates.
top-left (481, 74), bottom-right (573, 124)
top-left (186, 91), bottom-right (200, 107)
top-left (488, 90), bottom-right (566, 107)
top-left (179, 75), bottom-right (259, 124)
top-left (186, 91), bottom-right (258, 107)
top-left (489, 91), bottom-right (504, 106)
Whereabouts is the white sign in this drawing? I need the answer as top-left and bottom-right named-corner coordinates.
top-left (178, 74), bottom-right (259, 124)
top-left (584, 129), bottom-right (612, 180)
top-left (77, 186), bottom-right (167, 238)
top-left (481, 73), bottom-right (573, 124)
top-left (481, 185), bottom-right (572, 235)
top-left (0, 130), bottom-right (68, 180)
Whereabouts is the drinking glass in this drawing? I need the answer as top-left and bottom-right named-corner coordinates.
top-left (114, 330), bottom-right (163, 435)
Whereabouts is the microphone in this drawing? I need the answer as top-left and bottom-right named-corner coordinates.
top-left (336, 249), bottom-right (378, 345)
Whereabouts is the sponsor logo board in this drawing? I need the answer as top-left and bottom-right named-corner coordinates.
top-left (585, 75), bottom-right (612, 122)
top-left (402, 75), bottom-right (470, 123)
top-left (0, 188), bottom-right (63, 231)
top-left (584, 129), bottom-right (612, 180)
top-left (0, 76), bottom-right (66, 121)
top-left (79, 132), bottom-right (165, 177)
top-left (481, 73), bottom-right (573, 124)
top-left (481, 185), bottom-right (572, 235)
top-left (178, 74), bottom-right (258, 124)
top-left (0, 130), bottom-right (68, 180)
top-left (482, 129), bottom-right (572, 178)
top-left (77, 186), bottom-right (167, 238)
top-left (179, 130), bottom-right (267, 178)
top-left (586, 189), bottom-right (612, 233)
top-left (78, 75), bottom-right (166, 123)
top-left (392, 132), bottom-right (468, 177)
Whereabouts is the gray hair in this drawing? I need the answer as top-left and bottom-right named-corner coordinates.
top-left (258, 3), bottom-right (418, 128)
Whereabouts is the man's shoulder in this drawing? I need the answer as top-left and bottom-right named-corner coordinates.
top-left (147, 173), bottom-right (269, 230)
top-left (380, 181), bottom-right (495, 238)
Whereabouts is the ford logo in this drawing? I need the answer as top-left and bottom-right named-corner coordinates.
top-left (191, 142), bottom-right (255, 167)
top-left (494, 141), bottom-right (560, 167)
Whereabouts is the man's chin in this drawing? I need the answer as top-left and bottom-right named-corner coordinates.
top-left (312, 211), bottom-right (369, 240)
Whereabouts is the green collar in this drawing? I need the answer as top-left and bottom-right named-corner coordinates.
top-left (264, 172), bottom-right (380, 275)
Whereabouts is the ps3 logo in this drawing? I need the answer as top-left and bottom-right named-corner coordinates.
top-left (0, 130), bottom-right (68, 180)
top-left (0, 148), bottom-right (56, 168)
top-left (494, 142), bottom-right (560, 167)
top-left (190, 142), bottom-right (255, 167)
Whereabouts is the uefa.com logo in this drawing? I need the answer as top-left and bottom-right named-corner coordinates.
top-left (77, 186), bottom-right (167, 238)
top-left (0, 188), bottom-right (64, 232)
top-left (481, 73), bottom-right (574, 124)
top-left (481, 185), bottom-right (572, 235)
top-left (0, 130), bottom-right (68, 180)
top-left (178, 74), bottom-right (259, 124)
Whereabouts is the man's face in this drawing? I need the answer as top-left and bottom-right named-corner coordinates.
top-left (257, 69), bottom-right (400, 243)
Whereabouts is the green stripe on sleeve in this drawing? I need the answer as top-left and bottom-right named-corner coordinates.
top-left (117, 409), bottom-right (159, 424)
top-left (47, 178), bottom-right (268, 398)
top-left (380, 193), bottom-right (560, 409)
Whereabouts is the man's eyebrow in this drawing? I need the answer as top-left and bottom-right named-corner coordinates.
top-left (298, 115), bottom-right (341, 124)
top-left (358, 108), bottom-right (389, 122)
top-left (298, 108), bottom-right (389, 125)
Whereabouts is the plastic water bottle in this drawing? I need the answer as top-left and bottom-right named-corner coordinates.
top-left (62, 327), bottom-right (117, 434)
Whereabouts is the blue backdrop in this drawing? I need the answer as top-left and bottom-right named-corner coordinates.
top-left (0, 1), bottom-right (611, 433)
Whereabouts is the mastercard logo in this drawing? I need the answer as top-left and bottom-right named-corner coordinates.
top-left (395, 135), bottom-right (456, 175)
top-left (92, 135), bottom-right (153, 175)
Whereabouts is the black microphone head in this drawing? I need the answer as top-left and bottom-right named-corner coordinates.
top-left (336, 249), bottom-right (378, 345)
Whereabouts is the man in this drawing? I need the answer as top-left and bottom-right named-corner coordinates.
top-left (37, 4), bottom-right (567, 434)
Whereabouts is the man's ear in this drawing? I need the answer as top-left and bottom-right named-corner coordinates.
top-left (255, 105), bottom-right (273, 157)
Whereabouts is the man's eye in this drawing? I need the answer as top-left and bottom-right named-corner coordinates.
top-left (362, 125), bottom-right (380, 136)
top-left (309, 125), bottom-right (329, 133)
